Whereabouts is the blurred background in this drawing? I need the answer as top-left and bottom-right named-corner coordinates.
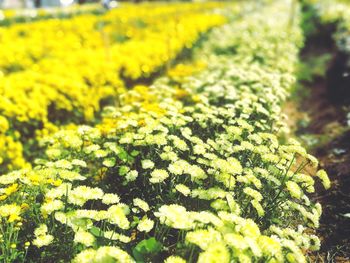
top-left (0, 0), bottom-right (198, 8)
top-left (1, 0), bottom-right (120, 8)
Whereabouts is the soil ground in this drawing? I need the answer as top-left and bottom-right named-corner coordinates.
top-left (284, 43), bottom-right (350, 262)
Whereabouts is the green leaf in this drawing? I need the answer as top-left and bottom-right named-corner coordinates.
top-left (119, 165), bottom-right (130, 176)
top-left (271, 218), bottom-right (282, 224)
top-left (132, 238), bottom-right (162, 262)
top-left (130, 216), bottom-right (140, 228)
top-left (118, 150), bottom-right (128, 162)
top-left (103, 158), bottom-right (116, 167)
top-left (89, 226), bottom-right (103, 237)
top-left (131, 150), bottom-right (140, 157)
top-left (132, 249), bottom-right (145, 262)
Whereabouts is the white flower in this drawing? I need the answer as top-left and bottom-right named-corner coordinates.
top-left (243, 187), bottom-right (263, 201)
top-left (197, 242), bottom-right (230, 263)
top-left (58, 170), bottom-right (86, 182)
top-left (102, 193), bottom-right (120, 205)
top-left (74, 230), bottom-right (95, 247)
top-left (33, 234), bottom-right (54, 248)
top-left (186, 228), bottom-right (222, 250)
top-left (137, 217), bottom-right (154, 232)
top-left (316, 169), bottom-right (330, 189)
top-left (73, 246), bottom-right (133, 263)
top-left (133, 198), bottom-right (150, 212)
top-left (175, 184), bottom-right (191, 196)
top-left (154, 204), bottom-right (195, 230)
top-left (141, 159), bottom-right (155, 169)
top-left (164, 256), bottom-right (186, 263)
top-left (103, 158), bottom-right (116, 167)
top-left (84, 144), bottom-right (100, 154)
top-left (170, 135), bottom-right (188, 151)
top-left (286, 181), bottom-right (302, 199)
top-left (54, 160), bottom-right (73, 169)
top-left (72, 159), bottom-right (87, 167)
top-left (41, 200), bottom-right (64, 215)
top-left (125, 170), bottom-right (138, 182)
top-left (193, 144), bottom-right (206, 155)
top-left (68, 186), bottom-right (104, 206)
top-left (150, 169), bottom-right (169, 183)
top-left (94, 149), bottom-right (108, 158)
top-left (34, 224), bottom-right (48, 237)
top-left (72, 248), bottom-right (96, 263)
top-left (33, 224), bottom-right (54, 248)
top-left (45, 183), bottom-right (72, 200)
top-left (107, 205), bottom-right (130, 229)
top-left (211, 158), bottom-right (242, 175)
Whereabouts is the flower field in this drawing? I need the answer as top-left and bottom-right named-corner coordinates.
top-left (2, 0), bottom-right (349, 262)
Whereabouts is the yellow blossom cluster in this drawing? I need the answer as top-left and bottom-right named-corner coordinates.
top-left (0, 3), bottom-right (102, 24)
top-left (0, 2), bottom-right (227, 173)
top-left (0, 115), bottom-right (28, 173)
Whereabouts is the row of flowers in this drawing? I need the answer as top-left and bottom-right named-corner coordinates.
top-left (0, 2), bottom-right (229, 174)
top-left (0, 3), bottom-right (104, 26)
top-left (0, 0), bottom-right (330, 262)
top-left (316, 0), bottom-right (350, 51)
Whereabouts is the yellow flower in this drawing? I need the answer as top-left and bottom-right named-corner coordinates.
top-left (316, 169), bottom-right (331, 189)
top-left (20, 203), bottom-right (29, 210)
top-left (4, 183), bottom-right (18, 196)
top-left (0, 204), bottom-right (22, 222)
top-left (164, 256), bottom-right (186, 263)
top-left (197, 242), bottom-right (230, 263)
top-left (74, 230), bottom-right (95, 247)
top-left (286, 181), bottom-right (302, 199)
top-left (0, 115), bottom-right (9, 132)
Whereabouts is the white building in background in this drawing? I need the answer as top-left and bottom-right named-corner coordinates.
top-left (1, 0), bottom-right (37, 8)
top-left (0, 0), bottom-right (75, 8)
top-left (41, 0), bottom-right (75, 7)
top-left (2, 0), bottom-right (23, 8)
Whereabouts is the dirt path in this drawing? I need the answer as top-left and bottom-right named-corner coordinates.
top-left (302, 79), bottom-right (350, 262)
top-left (284, 46), bottom-right (350, 261)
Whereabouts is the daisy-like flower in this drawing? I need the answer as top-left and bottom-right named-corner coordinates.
top-left (164, 256), bottom-right (186, 263)
top-left (133, 198), bottom-right (150, 212)
top-left (102, 193), bottom-right (120, 205)
top-left (197, 242), bottom-right (230, 263)
top-left (137, 217), bottom-right (154, 232)
top-left (33, 234), bottom-right (54, 248)
top-left (286, 181), bottom-right (302, 199)
top-left (0, 203), bottom-right (22, 222)
top-left (74, 230), bottom-right (95, 247)
top-left (33, 224), bottom-right (54, 248)
top-left (150, 169), bottom-right (169, 183)
top-left (175, 184), bottom-right (191, 196)
top-left (316, 169), bottom-right (330, 189)
top-left (107, 204), bottom-right (130, 229)
top-left (186, 228), bottom-right (222, 250)
top-left (41, 200), bottom-right (64, 216)
top-left (141, 159), bottom-right (155, 169)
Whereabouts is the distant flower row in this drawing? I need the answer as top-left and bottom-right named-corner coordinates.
top-left (0, 2), bottom-right (227, 174)
top-left (0, 3), bottom-right (103, 25)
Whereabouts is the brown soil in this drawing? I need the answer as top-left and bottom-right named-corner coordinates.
top-left (284, 71), bottom-right (350, 262)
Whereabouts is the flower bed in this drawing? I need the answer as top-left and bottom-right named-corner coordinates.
top-left (0, 1), bottom-right (331, 262)
top-left (0, 2), bottom-right (228, 174)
